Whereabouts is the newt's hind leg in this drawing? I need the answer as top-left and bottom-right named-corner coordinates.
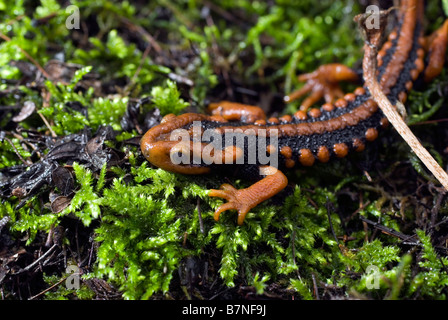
top-left (284, 63), bottom-right (359, 111)
top-left (209, 166), bottom-right (288, 225)
top-left (423, 20), bottom-right (448, 82)
top-left (208, 101), bottom-right (266, 123)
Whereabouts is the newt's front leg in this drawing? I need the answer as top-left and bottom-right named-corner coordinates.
top-left (208, 101), bottom-right (266, 123)
top-left (423, 20), bottom-right (448, 82)
top-left (209, 166), bottom-right (288, 225)
top-left (284, 63), bottom-right (360, 111)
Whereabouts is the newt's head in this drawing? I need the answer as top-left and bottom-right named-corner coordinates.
top-left (141, 113), bottom-right (246, 174)
top-left (140, 113), bottom-right (212, 175)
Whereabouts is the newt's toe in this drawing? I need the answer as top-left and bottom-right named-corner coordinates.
top-left (208, 167), bottom-right (288, 225)
top-left (285, 63), bottom-right (359, 111)
top-left (209, 185), bottom-right (249, 225)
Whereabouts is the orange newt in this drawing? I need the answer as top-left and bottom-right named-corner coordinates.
top-left (141, 0), bottom-right (448, 225)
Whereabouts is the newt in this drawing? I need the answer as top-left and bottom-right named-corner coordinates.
top-left (141, 0), bottom-right (448, 225)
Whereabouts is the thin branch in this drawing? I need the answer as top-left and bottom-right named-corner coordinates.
top-left (16, 244), bottom-right (58, 275)
top-left (355, 11), bottom-right (448, 191)
top-left (28, 275), bottom-right (67, 300)
top-left (0, 32), bottom-right (52, 80)
top-left (359, 216), bottom-right (415, 241)
top-left (325, 200), bottom-right (339, 246)
top-left (119, 17), bottom-right (162, 53)
top-left (3, 136), bottom-right (31, 165)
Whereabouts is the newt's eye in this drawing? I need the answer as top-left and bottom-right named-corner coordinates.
top-left (169, 142), bottom-right (191, 165)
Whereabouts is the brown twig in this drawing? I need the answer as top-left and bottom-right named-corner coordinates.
top-left (130, 41), bottom-right (151, 85)
top-left (359, 216), bottom-right (415, 241)
top-left (16, 244), bottom-right (58, 275)
top-left (40, 89), bottom-right (58, 138)
top-left (311, 273), bottom-right (320, 300)
top-left (120, 17), bottom-right (162, 53)
top-left (9, 130), bottom-right (42, 159)
top-left (0, 32), bottom-right (52, 80)
top-left (197, 197), bottom-right (204, 234)
top-left (355, 10), bottom-right (448, 191)
top-left (325, 200), bottom-right (339, 246)
top-left (3, 136), bottom-right (31, 165)
top-left (28, 275), bottom-right (68, 300)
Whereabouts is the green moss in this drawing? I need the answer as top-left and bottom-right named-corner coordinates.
top-left (407, 76), bottom-right (446, 125)
top-left (43, 271), bottom-right (96, 300)
top-left (0, 197), bottom-right (56, 245)
top-left (0, 1), bottom-right (72, 78)
top-left (88, 167), bottom-right (338, 298)
top-left (289, 278), bottom-right (313, 300)
top-left (37, 66), bottom-right (131, 134)
top-left (150, 80), bottom-right (190, 115)
top-left (61, 162), bottom-right (103, 226)
top-left (409, 230), bottom-right (448, 299)
top-left (89, 97), bottom-right (128, 131)
top-left (72, 29), bottom-right (159, 86)
top-left (94, 164), bottom-right (206, 299)
top-left (0, 138), bottom-right (31, 169)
